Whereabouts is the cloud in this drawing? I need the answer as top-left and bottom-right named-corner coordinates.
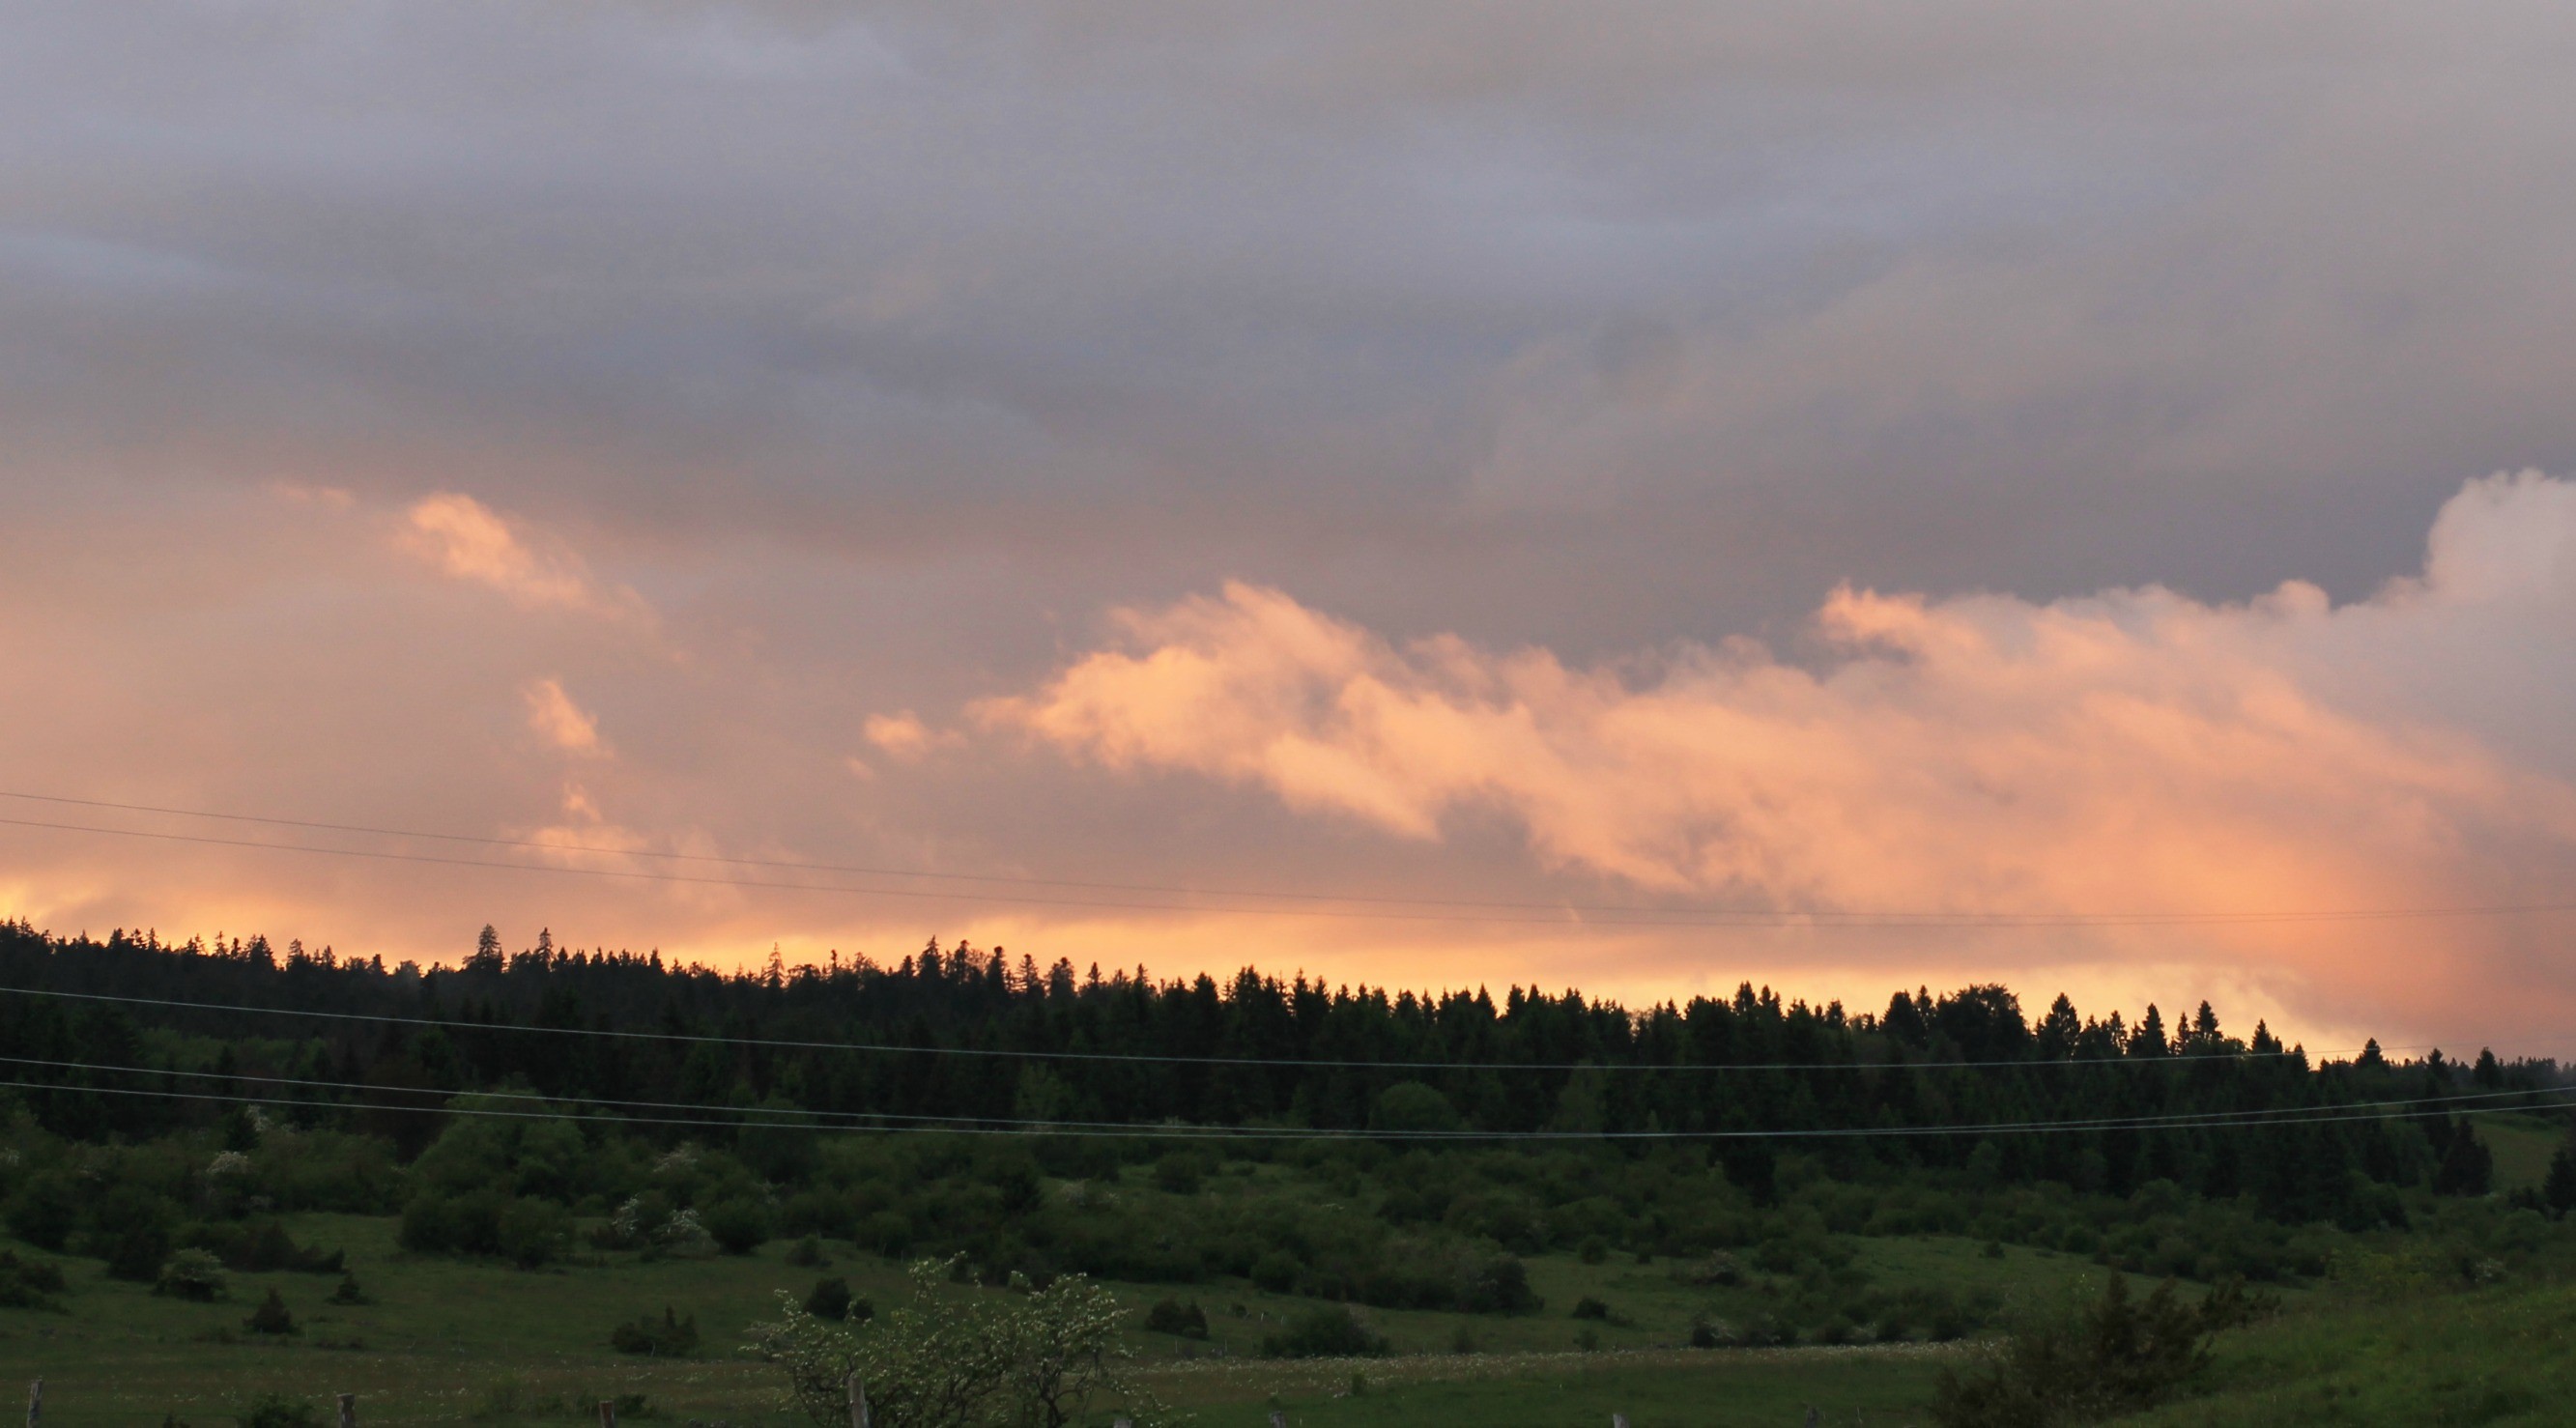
top-left (399, 493), bottom-right (647, 623)
top-left (986, 473), bottom-right (2576, 1025)
top-left (524, 677), bottom-right (608, 757)
top-left (863, 711), bottom-right (959, 761)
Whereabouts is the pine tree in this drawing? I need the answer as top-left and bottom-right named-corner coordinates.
top-left (2035, 995), bottom-right (2081, 1060)
top-left (2129, 1005), bottom-right (2170, 1058)
top-left (2433, 1119), bottom-right (2494, 1196)
top-left (2546, 1145), bottom-right (2576, 1218)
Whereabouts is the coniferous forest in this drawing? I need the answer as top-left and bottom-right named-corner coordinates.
top-left (7, 921), bottom-right (2576, 1426)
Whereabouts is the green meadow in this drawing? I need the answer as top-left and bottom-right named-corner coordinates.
top-left (0, 1197), bottom-right (2567, 1428)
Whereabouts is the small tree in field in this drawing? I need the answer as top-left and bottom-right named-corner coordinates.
top-left (747, 1257), bottom-right (1164, 1428)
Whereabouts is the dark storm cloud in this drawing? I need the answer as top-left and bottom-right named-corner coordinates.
top-left (11, 1), bottom-right (2576, 636)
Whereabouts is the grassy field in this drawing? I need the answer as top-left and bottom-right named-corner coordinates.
top-left (2116, 1274), bottom-right (2576, 1426)
top-left (2477, 1115), bottom-right (2562, 1195)
top-left (0, 1210), bottom-right (2017, 1428)
top-left (0, 1190), bottom-right (2556, 1428)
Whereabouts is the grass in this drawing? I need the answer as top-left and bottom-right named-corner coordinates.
top-left (0, 1213), bottom-right (1989, 1427)
top-left (0, 1202), bottom-right (2552, 1428)
top-left (2477, 1115), bottom-right (2562, 1195)
top-left (2112, 1274), bottom-right (2576, 1426)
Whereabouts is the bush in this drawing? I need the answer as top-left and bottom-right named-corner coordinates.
top-left (329, 1272), bottom-right (371, 1306)
top-left (1577, 1235), bottom-right (1609, 1265)
top-left (1153, 1152), bottom-right (1208, 1195)
top-left (701, 1198), bottom-right (771, 1256)
top-left (785, 1234), bottom-right (828, 1269)
top-left (0, 1249), bottom-right (68, 1310)
top-left (7, 1173), bottom-right (76, 1252)
top-left (1453, 1254), bottom-right (1542, 1315)
top-left (107, 1223), bottom-right (174, 1283)
top-left (234, 1395), bottom-right (319, 1428)
top-left (1673, 1252), bottom-right (1745, 1287)
top-left (155, 1248), bottom-right (228, 1301)
top-left (803, 1276), bottom-right (872, 1323)
top-left (216, 1221), bottom-right (345, 1274)
top-left (860, 1210), bottom-right (912, 1257)
top-left (1250, 1250), bottom-right (1302, 1295)
top-left (1570, 1295), bottom-right (1612, 1321)
top-left (399, 1190), bottom-right (504, 1257)
top-left (748, 1257), bottom-right (1158, 1428)
top-left (243, 1288), bottom-right (299, 1336)
top-left (1369, 1082), bottom-right (1462, 1135)
top-left (497, 1197), bottom-right (571, 1270)
top-left (1145, 1298), bottom-right (1210, 1338)
top-left (1932, 1276), bottom-right (2222, 1428)
top-left (1262, 1305), bottom-right (1388, 1358)
top-left (611, 1307), bottom-right (701, 1357)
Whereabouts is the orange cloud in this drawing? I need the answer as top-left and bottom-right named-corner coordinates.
top-left (523, 678), bottom-right (608, 757)
top-left (399, 492), bottom-right (647, 624)
top-left (863, 711), bottom-right (960, 761)
top-left (983, 473), bottom-right (2576, 1028)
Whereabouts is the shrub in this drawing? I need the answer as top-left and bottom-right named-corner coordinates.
top-left (803, 1276), bottom-right (869, 1322)
top-left (1145, 1297), bottom-right (1210, 1338)
top-left (0, 1249), bottom-right (68, 1310)
top-left (328, 1272), bottom-right (371, 1306)
top-left (1369, 1082), bottom-right (1462, 1135)
top-left (234, 1395), bottom-right (319, 1428)
top-left (1577, 1236), bottom-right (1610, 1265)
top-left (1261, 1305), bottom-right (1388, 1358)
top-left (399, 1190), bottom-right (504, 1257)
top-left (243, 1288), bottom-right (299, 1336)
top-left (155, 1248), bottom-right (229, 1301)
top-left (217, 1221), bottom-right (345, 1274)
top-left (859, 1210), bottom-right (912, 1257)
top-left (1152, 1152), bottom-right (1208, 1195)
top-left (785, 1234), bottom-right (828, 1269)
top-left (1570, 1295), bottom-right (1612, 1321)
top-left (780, 1191), bottom-right (853, 1242)
top-left (107, 1223), bottom-right (174, 1283)
top-left (610, 1307), bottom-right (701, 1357)
top-left (1673, 1252), bottom-right (1745, 1287)
top-left (1931, 1276), bottom-right (2222, 1428)
top-left (1453, 1253), bottom-right (1541, 1315)
top-left (701, 1198), bottom-right (771, 1256)
top-left (1250, 1250), bottom-right (1302, 1295)
top-left (748, 1257), bottom-right (1160, 1428)
top-left (497, 1197), bottom-right (570, 1270)
top-left (7, 1173), bottom-right (76, 1252)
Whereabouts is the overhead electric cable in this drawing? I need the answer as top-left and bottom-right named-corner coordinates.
top-left (0, 984), bottom-right (2356, 1071)
top-left (6, 1058), bottom-right (2568, 1141)
top-left (8, 1050), bottom-right (2560, 1139)
top-left (7, 790), bottom-right (2574, 928)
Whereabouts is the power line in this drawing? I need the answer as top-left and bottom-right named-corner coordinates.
top-left (6, 1057), bottom-right (2567, 1141)
top-left (0, 984), bottom-right (2346, 1071)
top-left (8, 789), bottom-right (2574, 928)
top-left (10, 1050), bottom-right (2560, 1140)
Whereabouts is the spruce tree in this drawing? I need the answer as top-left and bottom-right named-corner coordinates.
top-left (2546, 1145), bottom-right (2576, 1218)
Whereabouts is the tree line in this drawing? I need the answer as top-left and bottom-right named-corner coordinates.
top-left (0, 919), bottom-right (2555, 1220)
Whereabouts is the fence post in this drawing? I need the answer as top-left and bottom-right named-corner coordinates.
top-left (24, 1379), bottom-right (37, 1428)
top-left (845, 1373), bottom-right (869, 1428)
top-left (597, 1400), bottom-right (615, 1428)
top-left (337, 1395), bottom-right (356, 1428)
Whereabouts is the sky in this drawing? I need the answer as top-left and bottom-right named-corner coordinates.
top-left (7, 1), bottom-right (2576, 1051)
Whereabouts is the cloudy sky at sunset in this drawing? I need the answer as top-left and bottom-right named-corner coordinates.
top-left (9, 2), bottom-right (2576, 1050)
